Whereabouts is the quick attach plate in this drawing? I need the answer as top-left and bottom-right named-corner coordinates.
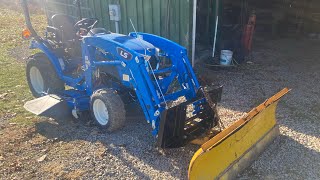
top-left (157, 86), bottom-right (222, 148)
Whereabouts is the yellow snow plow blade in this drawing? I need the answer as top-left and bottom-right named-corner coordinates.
top-left (188, 88), bottom-right (290, 180)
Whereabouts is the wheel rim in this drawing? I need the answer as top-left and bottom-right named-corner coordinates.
top-left (93, 99), bottom-right (109, 126)
top-left (30, 66), bottom-right (44, 94)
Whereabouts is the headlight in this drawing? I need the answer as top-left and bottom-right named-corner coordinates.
top-left (155, 48), bottom-right (160, 56)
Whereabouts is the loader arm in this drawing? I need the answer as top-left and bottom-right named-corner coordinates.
top-left (188, 88), bottom-right (290, 180)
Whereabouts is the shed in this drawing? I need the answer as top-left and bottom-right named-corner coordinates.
top-left (44, 0), bottom-right (221, 66)
top-left (44, 0), bottom-right (320, 66)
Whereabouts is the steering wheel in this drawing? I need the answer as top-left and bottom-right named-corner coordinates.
top-left (74, 18), bottom-right (98, 31)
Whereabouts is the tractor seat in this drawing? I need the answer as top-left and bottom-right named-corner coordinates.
top-left (51, 14), bottom-right (81, 57)
top-left (51, 14), bottom-right (78, 42)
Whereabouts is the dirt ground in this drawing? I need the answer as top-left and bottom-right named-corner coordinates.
top-left (0, 6), bottom-right (319, 180)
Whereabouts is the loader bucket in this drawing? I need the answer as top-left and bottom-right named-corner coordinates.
top-left (188, 88), bottom-right (290, 180)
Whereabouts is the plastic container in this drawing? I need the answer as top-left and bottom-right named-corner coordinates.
top-left (220, 50), bottom-right (233, 65)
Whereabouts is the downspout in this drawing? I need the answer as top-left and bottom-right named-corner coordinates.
top-left (192, 0), bottom-right (197, 67)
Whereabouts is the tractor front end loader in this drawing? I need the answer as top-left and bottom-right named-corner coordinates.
top-left (21, 0), bottom-right (290, 178)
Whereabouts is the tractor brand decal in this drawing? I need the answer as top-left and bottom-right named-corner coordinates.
top-left (117, 47), bottom-right (132, 60)
top-left (122, 74), bottom-right (130, 82)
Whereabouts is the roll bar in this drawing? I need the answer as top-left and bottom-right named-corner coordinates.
top-left (21, 0), bottom-right (83, 42)
top-left (21, 0), bottom-right (40, 41)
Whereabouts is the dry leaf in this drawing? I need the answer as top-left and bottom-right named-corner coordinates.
top-left (37, 154), bottom-right (47, 162)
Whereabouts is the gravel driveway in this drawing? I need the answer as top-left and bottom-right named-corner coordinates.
top-left (1, 38), bottom-right (319, 179)
top-left (198, 38), bottom-right (320, 180)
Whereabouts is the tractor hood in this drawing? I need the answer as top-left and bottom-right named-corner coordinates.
top-left (100, 33), bottom-right (156, 55)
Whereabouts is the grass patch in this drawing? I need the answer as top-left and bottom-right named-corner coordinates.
top-left (0, 7), bottom-right (47, 125)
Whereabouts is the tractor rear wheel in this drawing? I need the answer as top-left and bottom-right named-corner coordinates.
top-left (90, 89), bottom-right (126, 132)
top-left (26, 53), bottom-right (64, 97)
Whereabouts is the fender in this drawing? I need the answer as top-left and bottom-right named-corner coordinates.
top-left (30, 40), bottom-right (86, 90)
top-left (30, 40), bottom-right (64, 78)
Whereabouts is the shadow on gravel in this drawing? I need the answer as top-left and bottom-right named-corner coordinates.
top-left (241, 134), bottom-right (320, 179)
top-left (34, 104), bottom-right (195, 179)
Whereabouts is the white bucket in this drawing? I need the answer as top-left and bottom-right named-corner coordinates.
top-left (220, 50), bottom-right (233, 65)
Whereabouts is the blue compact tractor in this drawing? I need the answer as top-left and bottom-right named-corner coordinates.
top-left (21, 0), bottom-right (222, 148)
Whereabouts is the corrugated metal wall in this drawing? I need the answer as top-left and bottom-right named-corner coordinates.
top-left (45, 0), bottom-right (192, 48)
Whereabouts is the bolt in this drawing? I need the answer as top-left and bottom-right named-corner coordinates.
top-left (152, 120), bottom-right (155, 129)
top-left (154, 110), bottom-right (160, 116)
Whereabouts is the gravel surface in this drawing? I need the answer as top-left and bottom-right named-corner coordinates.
top-left (197, 38), bottom-right (320, 179)
top-left (1, 38), bottom-right (319, 179)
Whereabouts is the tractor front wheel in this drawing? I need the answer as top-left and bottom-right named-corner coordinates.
top-left (26, 53), bottom-right (64, 97)
top-left (90, 89), bottom-right (126, 132)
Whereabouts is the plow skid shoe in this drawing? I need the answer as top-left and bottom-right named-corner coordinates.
top-left (24, 95), bottom-right (69, 118)
top-left (157, 98), bottom-right (218, 148)
top-left (188, 88), bottom-right (290, 180)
